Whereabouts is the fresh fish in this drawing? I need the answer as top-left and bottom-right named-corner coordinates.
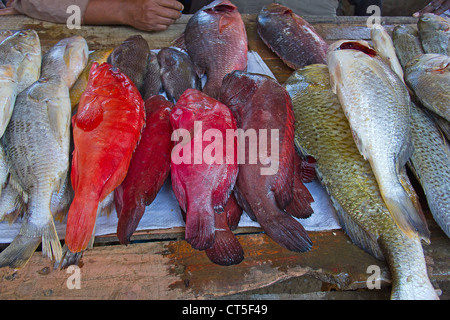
top-left (225, 193), bottom-right (242, 231)
top-left (170, 89), bottom-right (242, 265)
top-left (0, 36), bottom-right (87, 268)
top-left (0, 29), bottom-right (41, 138)
top-left (142, 51), bottom-right (162, 101)
top-left (114, 95), bottom-right (173, 245)
top-left (405, 53), bottom-right (450, 122)
top-left (256, 3), bottom-right (328, 70)
top-left (184, 0), bottom-right (248, 99)
top-left (219, 71), bottom-right (313, 253)
top-left (65, 62), bottom-right (145, 253)
top-left (327, 40), bottom-right (429, 241)
top-left (371, 24), bottom-right (404, 82)
top-left (0, 30), bottom-right (14, 43)
top-left (417, 13), bottom-right (450, 55)
top-left (408, 103), bottom-right (449, 238)
top-left (392, 25), bottom-right (425, 69)
top-left (70, 48), bottom-right (113, 111)
top-left (157, 47), bottom-right (201, 103)
top-left (285, 63), bottom-right (438, 300)
top-left (107, 35), bottom-right (150, 95)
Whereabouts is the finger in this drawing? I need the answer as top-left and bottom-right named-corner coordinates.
top-left (413, 0), bottom-right (444, 17)
top-left (158, 0), bottom-right (184, 12)
top-left (154, 6), bottom-right (182, 20)
top-left (154, 15), bottom-right (177, 26)
top-left (152, 24), bottom-right (171, 32)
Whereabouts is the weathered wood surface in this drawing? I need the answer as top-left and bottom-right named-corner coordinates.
top-left (0, 14), bottom-right (448, 300)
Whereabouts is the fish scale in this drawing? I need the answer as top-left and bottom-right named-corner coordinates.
top-left (286, 64), bottom-right (438, 300)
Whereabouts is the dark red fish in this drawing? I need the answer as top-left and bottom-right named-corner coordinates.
top-left (114, 95), bottom-right (174, 245)
top-left (219, 70), bottom-right (313, 252)
top-left (170, 89), bottom-right (240, 259)
top-left (65, 62), bottom-right (145, 252)
top-left (184, 0), bottom-right (248, 99)
top-left (257, 3), bottom-right (328, 69)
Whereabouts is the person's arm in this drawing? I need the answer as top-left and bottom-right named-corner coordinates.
top-left (84, 0), bottom-right (184, 31)
top-left (413, 0), bottom-right (450, 17)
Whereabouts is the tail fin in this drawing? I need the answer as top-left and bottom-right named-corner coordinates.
top-left (41, 221), bottom-right (63, 262)
top-left (55, 244), bottom-right (83, 269)
top-left (65, 196), bottom-right (100, 253)
top-left (185, 204), bottom-right (215, 250)
top-left (257, 197), bottom-right (312, 252)
top-left (116, 198), bottom-right (146, 245)
top-left (205, 211), bottom-right (244, 266)
top-left (285, 174), bottom-right (314, 219)
top-left (0, 235), bottom-right (41, 269)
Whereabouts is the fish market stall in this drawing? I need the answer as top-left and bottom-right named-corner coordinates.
top-left (0, 11), bottom-right (448, 300)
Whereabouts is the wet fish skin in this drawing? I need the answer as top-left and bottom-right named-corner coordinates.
top-left (418, 13), bottom-right (450, 55)
top-left (170, 89), bottom-right (239, 254)
top-left (392, 25), bottom-right (424, 69)
top-left (409, 103), bottom-right (449, 238)
top-left (256, 3), bottom-right (328, 70)
top-left (65, 62), bottom-right (145, 253)
top-left (219, 70), bottom-right (313, 253)
top-left (108, 35), bottom-right (150, 95)
top-left (184, 0), bottom-right (248, 99)
top-left (405, 53), bottom-right (450, 122)
top-left (41, 36), bottom-right (88, 89)
top-left (327, 40), bottom-right (429, 241)
top-left (157, 47), bottom-right (201, 103)
top-left (0, 29), bottom-right (41, 138)
top-left (70, 48), bottom-right (113, 111)
top-left (285, 63), bottom-right (438, 300)
top-left (114, 95), bottom-right (173, 245)
top-left (142, 51), bottom-right (162, 101)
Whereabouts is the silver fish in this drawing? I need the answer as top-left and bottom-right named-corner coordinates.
top-left (0, 29), bottom-right (41, 138)
top-left (0, 36), bottom-right (88, 268)
top-left (418, 13), bottom-right (450, 55)
top-left (327, 40), bottom-right (429, 242)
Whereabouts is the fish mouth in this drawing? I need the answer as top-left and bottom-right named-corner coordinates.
top-left (336, 41), bottom-right (377, 57)
top-left (205, 4), bottom-right (236, 14)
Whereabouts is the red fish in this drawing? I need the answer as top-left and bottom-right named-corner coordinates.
top-left (220, 70), bottom-right (313, 252)
top-left (184, 0), bottom-right (248, 99)
top-left (114, 95), bottom-right (174, 245)
top-left (65, 62), bottom-right (145, 253)
top-left (170, 89), bottom-right (239, 256)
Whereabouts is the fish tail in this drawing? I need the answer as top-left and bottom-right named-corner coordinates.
top-left (65, 196), bottom-right (100, 253)
top-left (116, 199), bottom-right (146, 245)
top-left (55, 244), bottom-right (83, 269)
top-left (258, 197), bottom-right (312, 252)
top-left (382, 186), bottom-right (430, 241)
top-left (41, 220), bottom-right (63, 262)
top-left (205, 211), bottom-right (244, 266)
top-left (285, 174), bottom-right (314, 219)
top-left (185, 205), bottom-right (215, 250)
top-left (0, 234), bottom-right (41, 269)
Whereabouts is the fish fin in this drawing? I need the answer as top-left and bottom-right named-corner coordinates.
top-left (55, 244), bottom-right (83, 269)
top-left (116, 197), bottom-right (146, 245)
top-left (257, 196), bottom-right (312, 252)
top-left (398, 168), bottom-right (430, 242)
top-left (171, 33), bottom-right (186, 51)
top-left (41, 220), bottom-right (63, 263)
top-left (205, 211), bottom-right (244, 266)
top-left (225, 193), bottom-right (243, 231)
top-left (0, 234), bottom-right (41, 269)
top-left (328, 193), bottom-right (384, 260)
top-left (272, 154), bottom-right (295, 210)
top-left (285, 175), bottom-right (314, 219)
top-left (184, 202), bottom-right (215, 250)
top-left (298, 156), bottom-right (316, 183)
top-left (233, 188), bottom-right (257, 221)
top-left (73, 95), bottom-right (104, 131)
top-left (211, 167), bottom-right (238, 213)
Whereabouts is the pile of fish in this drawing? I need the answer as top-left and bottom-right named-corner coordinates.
top-left (0, 0), bottom-right (447, 300)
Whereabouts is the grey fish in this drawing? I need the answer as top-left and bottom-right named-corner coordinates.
top-left (418, 13), bottom-right (450, 55)
top-left (107, 35), bottom-right (150, 95)
top-left (405, 53), bottom-right (450, 122)
top-left (285, 63), bottom-right (438, 300)
top-left (142, 50), bottom-right (162, 101)
top-left (0, 36), bottom-right (88, 269)
top-left (409, 103), bottom-right (450, 238)
top-left (0, 29), bottom-right (41, 138)
top-left (327, 40), bottom-right (429, 241)
top-left (157, 47), bottom-right (201, 103)
top-left (392, 25), bottom-right (424, 69)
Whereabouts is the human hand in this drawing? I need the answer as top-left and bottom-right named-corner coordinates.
top-left (413, 0), bottom-right (450, 17)
top-left (121, 0), bottom-right (184, 31)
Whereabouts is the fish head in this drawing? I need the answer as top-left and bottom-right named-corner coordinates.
top-left (5, 29), bottom-right (41, 56)
top-left (406, 53), bottom-right (450, 75)
top-left (419, 13), bottom-right (450, 33)
top-left (61, 36), bottom-right (89, 88)
top-left (203, 0), bottom-right (237, 15)
top-left (219, 70), bottom-right (264, 110)
top-left (157, 47), bottom-right (182, 71)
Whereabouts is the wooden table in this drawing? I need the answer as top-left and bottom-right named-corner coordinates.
top-left (0, 14), bottom-right (448, 300)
